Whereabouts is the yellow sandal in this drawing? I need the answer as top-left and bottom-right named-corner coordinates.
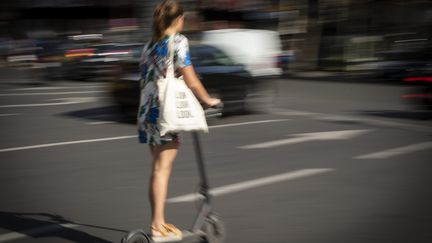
top-left (151, 224), bottom-right (182, 242)
top-left (162, 224), bottom-right (182, 236)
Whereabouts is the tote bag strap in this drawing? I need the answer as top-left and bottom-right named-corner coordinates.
top-left (166, 35), bottom-right (175, 79)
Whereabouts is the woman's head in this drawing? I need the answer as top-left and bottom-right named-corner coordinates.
top-left (153, 0), bottom-right (184, 41)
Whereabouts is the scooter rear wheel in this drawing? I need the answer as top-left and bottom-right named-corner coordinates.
top-left (121, 229), bottom-right (152, 243)
top-left (203, 214), bottom-right (226, 243)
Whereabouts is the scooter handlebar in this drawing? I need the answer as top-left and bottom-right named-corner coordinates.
top-left (204, 102), bottom-right (224, 118)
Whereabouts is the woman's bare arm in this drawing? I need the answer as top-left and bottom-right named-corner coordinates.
top-left (180, 66), bottom-right (220, 106)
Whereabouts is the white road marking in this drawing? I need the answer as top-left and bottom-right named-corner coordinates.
top-left (272, 109), bottom-right (318, 117)
top-left (167, 168), bottom-right (335, 203)
top-left (87, 118), bottom-right (290, 127)
top-left (239, 129), bottom-right (371, 149)
top-left (0, 119), bottom-right (290, 153)
top-left (9, 86), bottom-right (69, 91)
top-left (0, 97), bottom-right (96, 108)
top-left (0, 223), bottom-right (79, 242)
top-left (0, 90), bottom-right (107, 96)
top-left (0, 135), bottom-right (137, 153)
top-left (272, 108), bottom-right (432, 132)
top-left (0, 113), bottom-right (20, 117)
top-left (209, 119), bottom-right (289, 129)
top-left (355, 141), bottom-right (432, 159)
top-left (9, 85), bottom-right (109, 91)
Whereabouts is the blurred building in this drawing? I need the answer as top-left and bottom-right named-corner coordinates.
top-left (283, 0), bottom-right (432, 71)
top-left (0, 0), bottom-right (149, 42)
top-left (0, 0), bottom-right (282, 38)
top-left (1, 0), bottom-right (431, 72)
top-left (195, 0), bottom-right (431, 72)
top-left (315, 0), bottom-right (432, 72)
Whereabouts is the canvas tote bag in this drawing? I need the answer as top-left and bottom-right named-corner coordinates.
top-left (157, 36), bottom-right (208, 136)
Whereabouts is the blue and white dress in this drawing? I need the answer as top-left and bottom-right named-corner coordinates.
top-left (137, 33), bottom-right (192, 145)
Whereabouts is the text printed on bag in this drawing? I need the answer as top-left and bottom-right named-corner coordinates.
top-left (176, 91), bottom-right (194, 118)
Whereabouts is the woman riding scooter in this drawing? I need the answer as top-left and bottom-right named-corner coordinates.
top-left (137, 0), bottom-right (220, 242)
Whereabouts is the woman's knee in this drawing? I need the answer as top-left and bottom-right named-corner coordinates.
top-left (152, 158), bottom-right (173, 174)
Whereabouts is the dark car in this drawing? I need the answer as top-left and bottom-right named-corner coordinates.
top-left (77, 43), bottom-right (144, 81)
top-left (53, 34), bottom-right (104, 80)
top-left (112, 44), bottom-right (272, 116)
top-left (373, 48), bottom-right (431, 81)
top-left (6, 40), bottom-right (39, 68)
top-left (36, 38), bottom-right (66, 80)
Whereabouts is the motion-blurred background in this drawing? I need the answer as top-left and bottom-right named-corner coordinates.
top-left (1, 1), bottom-right (432, 243)
top-left (1, 0), bottom-right (432, 75)
top-left (1, 0), bottom-right (432, 112)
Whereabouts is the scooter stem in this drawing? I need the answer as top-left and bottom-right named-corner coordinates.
top-left (191, 132), bottom-right (213, 232)
top-left (191, 132), bottom-right (211, 202)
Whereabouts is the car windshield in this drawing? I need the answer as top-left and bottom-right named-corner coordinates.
top-left (191, 46), bottom-right (236, 66)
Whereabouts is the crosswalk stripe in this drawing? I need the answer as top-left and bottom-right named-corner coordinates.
top-left (0, 119), bottom-right (290, 153)
top-left (355, 142), bottom-right (432, 159)
top-left (167, 168), bottom-right (335, 203)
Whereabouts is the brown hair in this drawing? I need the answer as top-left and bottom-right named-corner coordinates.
top-left (152, 0), bottom-right (184, 42)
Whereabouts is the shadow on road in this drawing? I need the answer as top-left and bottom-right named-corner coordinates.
top-left (0, 211), bottom-right (127, 242)
top-left (359, 110), bottom-right (432, 121)
top-left (59, 106), bottom-right (136, 124)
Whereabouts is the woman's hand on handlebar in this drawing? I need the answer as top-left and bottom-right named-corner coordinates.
top-left (204, 97), bottom-right (221, 108)
top-left (203, 97), bottom-right (223, 118)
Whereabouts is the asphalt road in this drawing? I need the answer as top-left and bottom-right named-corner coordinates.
top-left (1, 69), bottom-right (432, 243)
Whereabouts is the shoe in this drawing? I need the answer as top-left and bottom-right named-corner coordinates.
top-left (151, 224), bottom-right (182, 242)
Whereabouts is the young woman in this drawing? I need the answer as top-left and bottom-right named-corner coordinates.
top-left (137, 0), bottom-right (220, 241)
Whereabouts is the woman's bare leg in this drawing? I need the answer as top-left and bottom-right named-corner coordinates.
top-left (149, 141), bottom-right (179, 233)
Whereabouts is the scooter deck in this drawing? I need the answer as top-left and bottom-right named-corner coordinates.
top-left (155, 231), bottom-right (206, 243)
top-left (121, 230), bottom-right (207, 243)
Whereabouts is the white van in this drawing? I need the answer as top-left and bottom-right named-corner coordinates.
top-left (201, 29), bottom-right (283, 77)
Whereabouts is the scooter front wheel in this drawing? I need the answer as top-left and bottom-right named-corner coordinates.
top-left (121, 229), bottom-right (152, 243)
top-left (203, 214), bottom-right (226, 243)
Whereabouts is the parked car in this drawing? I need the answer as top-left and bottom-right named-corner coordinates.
top-left (373, 46), bottom-right (432, 81)
top-left (61, 44), bottom-right (97, 80)
top-left (76, 43), bottom-right (143, 81)
top-left (49, 34), bottom-right (104, 80)
top-left (401, 66), bottom-right (432, 111)
top-left (6, 39), bottom-right (39, 68)
top-left (0, 38), bottom-right (12, 65)
top-left (36, 38), bottom-right (65, 80)
top-left (35, 34), bottom-right (128, 81)
top-left (112, 43), bottom-right (273, 117)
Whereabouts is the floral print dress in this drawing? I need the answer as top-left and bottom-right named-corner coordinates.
top-left (137, 33), bottom-right (192, 145)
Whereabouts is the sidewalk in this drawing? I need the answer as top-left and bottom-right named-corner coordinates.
top-left (284, 70), bottom-right (403, 85)
top-left (288, 71), bottom-right (343, 79)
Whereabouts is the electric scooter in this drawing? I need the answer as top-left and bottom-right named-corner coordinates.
top-left (121, 105), bottom-right (226, 243)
